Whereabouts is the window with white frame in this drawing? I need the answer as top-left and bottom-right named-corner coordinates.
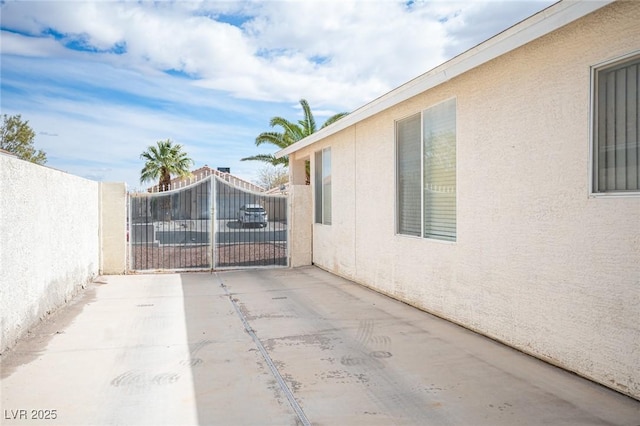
top-left (396, 98), bottom-right (457, 241)
top-left (315, 147), bottom-right (332, 224)
top-left (593, 54), bottom-right (640, 194)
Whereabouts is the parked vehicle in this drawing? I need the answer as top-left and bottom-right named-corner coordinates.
top-left (238, 204), bottom-right (268, 227)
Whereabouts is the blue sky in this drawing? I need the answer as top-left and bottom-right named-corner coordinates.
top-left (1, 0), bottom-right (554, 190)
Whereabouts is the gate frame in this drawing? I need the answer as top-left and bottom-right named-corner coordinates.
top-left (212, 175), bottom-right (289, 270)
top-left (127, 175), bottom-right (289, 272)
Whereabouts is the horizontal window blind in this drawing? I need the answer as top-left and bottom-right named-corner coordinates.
top-left (322, 148), bottom-right (332, 225)
top-left (396, 114), bottom-right (422, 236)
top-left (595, 56), bottom-right (639, 192)
top-left (314, 150), bottom-right (323, 223)
top-left (423, 99), bottom-right (456, 241)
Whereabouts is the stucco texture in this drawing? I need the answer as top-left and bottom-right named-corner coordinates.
top-left (100, 182), bottom-right (127, 274)
top-left (288, 185), bottom-right (313, 267)
top-left (291, 1), bottom-right (640, 399)
top-left (0, 155), bottom-right (100, 353)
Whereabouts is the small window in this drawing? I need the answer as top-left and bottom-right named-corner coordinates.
top-left (315, 147), bottom-right (332, 224)
top-left (593, 54), bottom-right (640, 194)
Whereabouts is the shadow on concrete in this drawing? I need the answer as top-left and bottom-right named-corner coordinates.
top-left (0, 281), bottom-right (99, 379)
top-left (179, 273), bottom-right (223, 425)
top-left (179, 273), bottom-right (293, 425)
top-left (177, 268), bottom-right (640, 425)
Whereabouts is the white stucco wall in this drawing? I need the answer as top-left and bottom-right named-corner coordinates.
top-left (0, 155), bottom-right (100, 353)
top-left (288, 185), bottom-right (313, 267)
top-left (292, 1), bottom-right (640, 399)
top-left (100, 182), bottom-right (127, 274)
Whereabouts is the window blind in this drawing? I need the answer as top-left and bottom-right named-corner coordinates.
top-left (423, 99), bottom-right (456, 241)
top-left (595, 57), bottom-right (639, 192)
top-left (322, 148), bottom-right (332, 225)
top-left (314, 150), bottom-right (323, 223)
top-left (315, 148), bottom-right (332, 225)
top-left (396, 114), bottom-right (422, 236)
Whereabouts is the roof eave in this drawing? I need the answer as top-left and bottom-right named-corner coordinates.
top-left (276, 0), bottom-right (614, 159)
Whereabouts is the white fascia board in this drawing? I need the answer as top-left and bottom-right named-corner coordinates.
top-left (276, 0), bottom-right (614, 159)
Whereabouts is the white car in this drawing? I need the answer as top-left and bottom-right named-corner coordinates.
top-left (238, 204), bottom-right (268, 228)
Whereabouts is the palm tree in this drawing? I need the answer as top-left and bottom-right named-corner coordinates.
top-left (242, 99), bottom-right (348, 170)
top-left (140, 139), bottom-right (194, 191)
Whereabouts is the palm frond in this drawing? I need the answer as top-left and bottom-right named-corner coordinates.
top-left (241, 154), bottom-right (288, 166)
top-left (256, 131), bottom-right (286, 148)
top-left (321, 112), bottom-right (349, 129)
top-left (270, 117), bottom-right (304, 142)
top-left (246, 100), bottom-right (345, 175)
top-left (139, 139), bottom-right (193, 187)
top-left (298, 99), bottom-right (317, 136)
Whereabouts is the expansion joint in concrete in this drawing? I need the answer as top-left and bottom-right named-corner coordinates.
top-left (215, 273), bottom-right (311, 426)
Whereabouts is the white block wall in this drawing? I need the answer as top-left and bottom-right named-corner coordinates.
top-left (0, 154), bottom-right (100, 353)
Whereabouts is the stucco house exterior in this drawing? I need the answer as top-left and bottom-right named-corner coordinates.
top-left (278, 0), bottom-right (640, 399)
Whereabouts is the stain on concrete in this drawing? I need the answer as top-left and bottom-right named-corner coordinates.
top-left (189, 339), bottom-right (214, 356)
top-left (236, 300), bottom-right (295, 321)
top-left (110, 370), bottom-right (181, 387)
top-left (180, 357), bottom-right (203, 367)
top-left (315, 368), bottom-right (370, 386)
top-left (264, 333), bottom-right (334, 352)
top-left (152, 372), bottom-right (180, 385)
top-left (340, 355), bottom-right (366, 366)
top-left (283, 373), bottom-right (303, 392)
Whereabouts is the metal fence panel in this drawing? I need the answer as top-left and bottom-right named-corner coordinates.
top-left (129, 178), bottom-right (212, 271)
top-left (128, 175), bottom-right (288, 271)
top-left (214, 176), bottom-right (288, 268)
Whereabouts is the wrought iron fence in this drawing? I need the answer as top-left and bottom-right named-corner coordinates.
top-left (214, 177), bottom-right (287, 268)
top-left (128, 175), bottom-right (288, 271)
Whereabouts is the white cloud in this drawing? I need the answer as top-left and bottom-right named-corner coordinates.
top-left (1, 0), bottom-right (555, 188)
top-left (2, 1), bottom-right (444, 109)
top-left (1, 0), bottom-right (554, 110)
top-left (434, 1), bottom-right (556, 58)
top-left (0, 31), bottom-right (69, 57)
top-left (232, 1), bottom-right (449, 107)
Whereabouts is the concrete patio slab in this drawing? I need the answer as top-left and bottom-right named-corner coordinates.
top-left (1, 267), bottom-right (639, 425)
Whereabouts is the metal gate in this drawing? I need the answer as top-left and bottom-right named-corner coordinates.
top-left (128, 176), bottom-right (288, 271)
top-left (214, 177), bottom-right (287, 268)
